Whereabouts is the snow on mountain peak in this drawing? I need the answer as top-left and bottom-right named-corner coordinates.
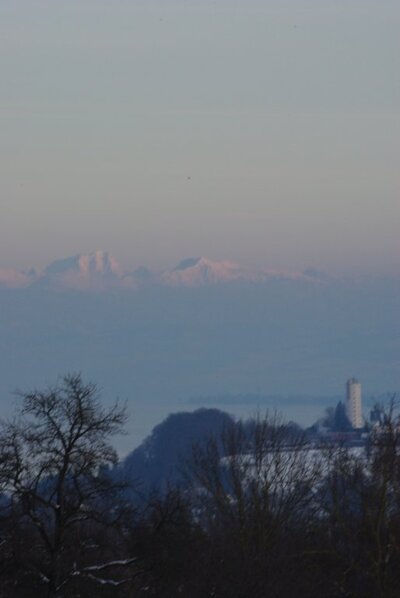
top-left (0, 252), bottom-right (325, 292)
top-left (45, 251), bottom-right (122, 277)
top-left (163, 257), bottom-right (259, 287)
top-left (41, 251), bottom-right (127, 291)
top-left (173, 257), bottom-right (202, 271)
top-left (0, 267), bottom-right (32, 289)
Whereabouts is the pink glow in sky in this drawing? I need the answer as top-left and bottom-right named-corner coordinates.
top-left (0, 1), bottom-right (399, 275)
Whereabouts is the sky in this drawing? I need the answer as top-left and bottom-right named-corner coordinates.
top-left (1, 0), bottom-right (399, 275)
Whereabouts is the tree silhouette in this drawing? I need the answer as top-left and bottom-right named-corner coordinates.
top-left (0, 374), bottom-right (135, 597)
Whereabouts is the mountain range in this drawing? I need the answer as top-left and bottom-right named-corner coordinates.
top-left (0, 251), bottom-right (398, 452)
top-left (0, 251), bottom-right (325, 291)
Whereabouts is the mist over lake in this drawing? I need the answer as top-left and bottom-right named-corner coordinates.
top-left (1, 254), bottom-right (398, 452)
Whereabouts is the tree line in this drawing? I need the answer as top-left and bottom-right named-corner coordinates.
top-left (1, 374), bottom-right (400, 597)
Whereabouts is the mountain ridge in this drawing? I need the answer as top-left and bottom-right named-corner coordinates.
top-left (0, 251), bottom-right (326, 292)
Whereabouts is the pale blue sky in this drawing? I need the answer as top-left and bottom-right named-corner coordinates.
top-left (1, 0), bottom-right (399, 274)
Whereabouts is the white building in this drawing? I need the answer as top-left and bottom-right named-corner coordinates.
top-left (346, 378), bottom-right (363, 429)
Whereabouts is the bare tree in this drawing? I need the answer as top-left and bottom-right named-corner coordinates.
top-left (0, 374), bottom-right (136, 597)
top-left (319, 397), bottom-right (400, 597)
top-left (185, 413), bottom-right (323, 597)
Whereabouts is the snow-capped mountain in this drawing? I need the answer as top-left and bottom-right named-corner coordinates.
top-left (162, 257), bottom-right (267, 287)
top-left (0, 251), bottom-right (398, 450)
top-left (0, 267), bottom-right (32, 289)
top-left (3, 251), bottom-right (161, 291)
top-left (37, 251), bottom-right (134, 291)
top-left (45, 250), bottom-right (123, 278)
top-left (0, 251), bottom-right (323, 291)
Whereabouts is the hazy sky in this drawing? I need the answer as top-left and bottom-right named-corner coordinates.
top-left (1, 0), bottom-right (399, 274)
